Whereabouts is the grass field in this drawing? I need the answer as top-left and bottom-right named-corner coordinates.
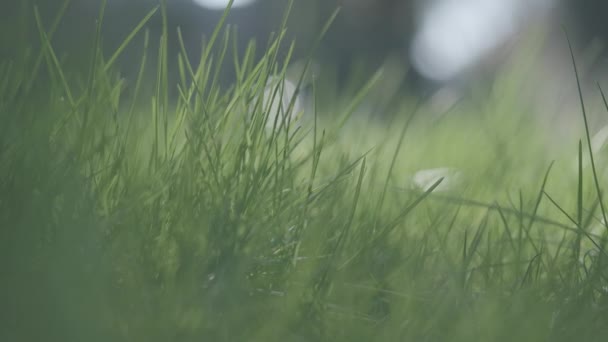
top-left (2, 2), bottom-right (608, 341)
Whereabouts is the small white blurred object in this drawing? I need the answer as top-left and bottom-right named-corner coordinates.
top-left (591, 125), bottom-right (608, 156)
top-left (411, 167), bottom-right (462, 192)
top-left (571, 125), bottom-right (608, 170)
top-left (192, 0), bottom-right (256, 10)
top-left (261, 77), bottom-right (304, 130)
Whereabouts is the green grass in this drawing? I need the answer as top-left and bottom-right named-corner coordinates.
top-left (2, 1), bottom-right (608, 341)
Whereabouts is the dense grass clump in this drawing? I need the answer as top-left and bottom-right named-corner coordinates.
top-left (2, 2), bottom-right (608, 341)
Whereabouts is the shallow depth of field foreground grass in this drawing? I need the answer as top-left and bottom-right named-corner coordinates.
top-left (2, 3), bottom-right (608, 341)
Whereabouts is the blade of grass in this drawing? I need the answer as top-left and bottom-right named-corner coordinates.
top-left (543, 190), bottom-right (606, 258)
top-left (104, 6), bottom-right (159, 72)
top-left (373, 102), bottom-right (419, 231)
top-left (25, 0), bottom-right (72, 93)
top-left (565, 30), bottom-right (608, 233)
top-left (33, 6), bottom-right (75, 108)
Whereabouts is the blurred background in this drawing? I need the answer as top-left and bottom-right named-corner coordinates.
top-left (2, 0), bottom-right (608, 129)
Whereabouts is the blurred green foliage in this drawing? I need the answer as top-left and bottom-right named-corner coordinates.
top-left (1, 2), bottom-right (608, 341)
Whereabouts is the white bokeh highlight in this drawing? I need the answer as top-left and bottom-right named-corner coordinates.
top-left (410, 0), bottom-right (555, 82)
top-left (262, 77), bottom-right (303, 130)
top-left (192, 0), bottom-right (256, 10)
top-left (412, 167), bottom-right (461, 192)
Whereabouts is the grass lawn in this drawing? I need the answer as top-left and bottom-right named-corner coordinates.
top-left (2, 2), bottom-right (608, 341)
